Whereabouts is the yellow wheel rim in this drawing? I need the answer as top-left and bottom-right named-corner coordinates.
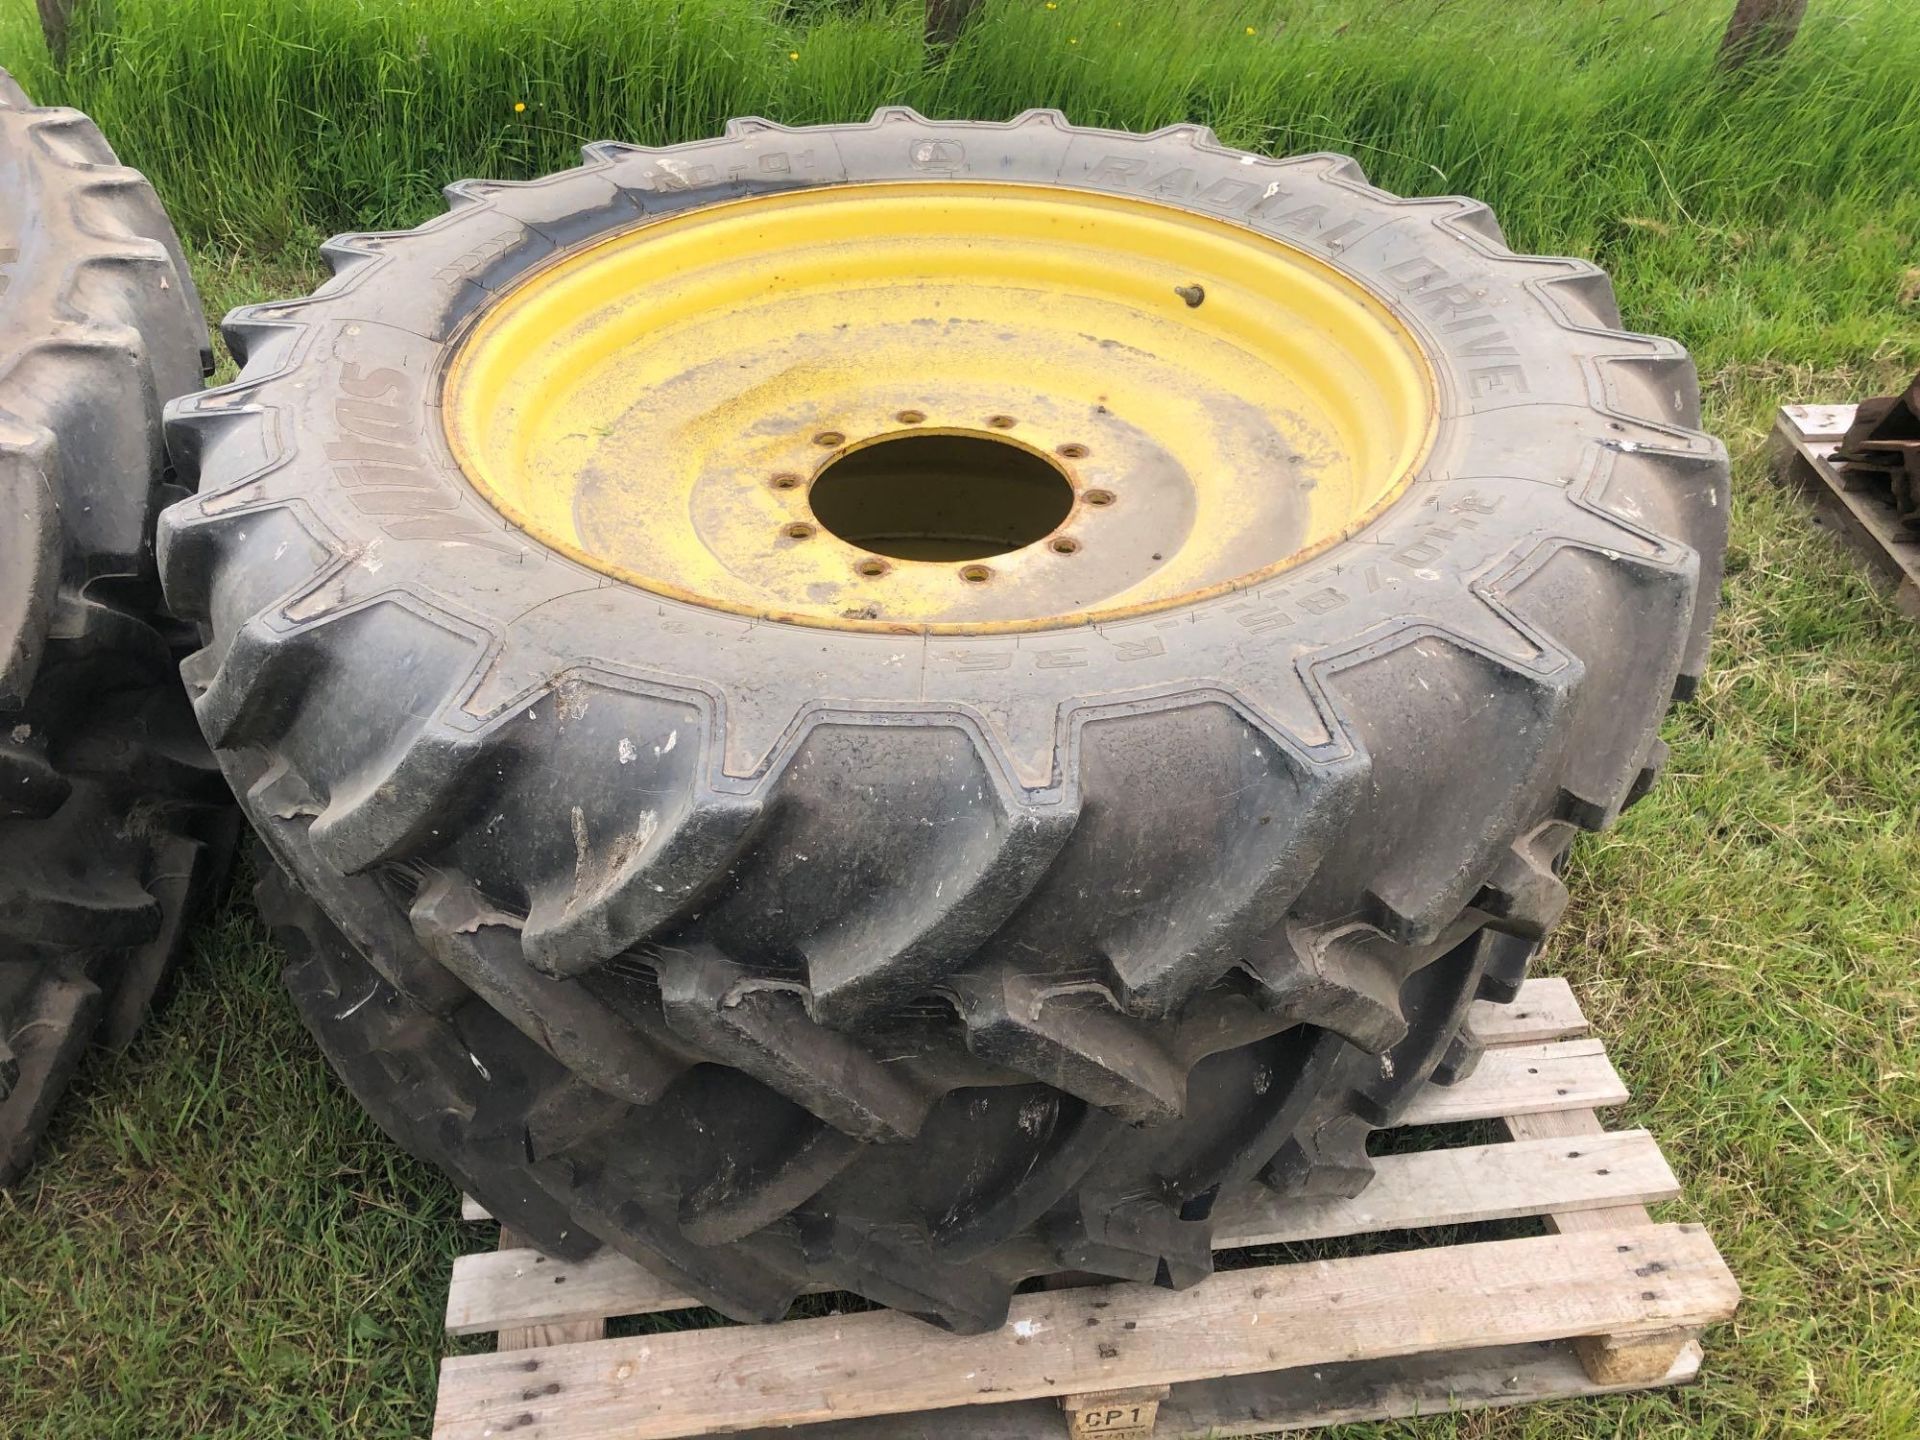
top-left (442, 180), bottom-right (1437, 633)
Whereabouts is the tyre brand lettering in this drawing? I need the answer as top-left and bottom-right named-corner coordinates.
top-left (629, 150), bottom-right (817, 192)
top-left (1082, 158), bottom-right (1371, 248)
top-left (328, 361), bottom-right (519, 554)
top-left (936, 636), bottom-right (1162, 670)
top-left (1146, 167), bottom-right (1263, 210)
top-left (1250, 202), bottom-right (1371, 249)
top-left (944, 649), bottom-right (1013, 671)
top-left (1032, 648), bottom-right (1086, 669)
top-left (1382, 257), bottom-right (1532, 396)
top-left (653, 160), bottom-right (720, 190)
top-left (1465, 363), bottom-right (1530, 397)
top-left (739, 150), bottom-right (811, 179)
top-left (433, 229), bottom-right (517, 288)
top-left (1392, 537), bottom-right (1444, 566)
top-left (1391, 516), bottom-right (1479, 569)
top-left (1228, 497), bottom-right (1505, 629)
top-left (1085, 157), bottom-right (1261, 212)
top-left (1232, 605), bottom-right (1295, 634)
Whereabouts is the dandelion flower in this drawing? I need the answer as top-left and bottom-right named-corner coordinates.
top-left (1045, 2), bottom-right (1056, 8)
top-left (513, 101), bottom-right (526, 113)
top-left (1244, 25), bottom-right (1256, 35)
top-left (1068, 35), bottom-right (1078, 44)
top-left (788, 50), bottom-right (800, 60)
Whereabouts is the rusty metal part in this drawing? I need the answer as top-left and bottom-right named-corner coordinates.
top-left (1833, 371), bottom-right (1920, 533)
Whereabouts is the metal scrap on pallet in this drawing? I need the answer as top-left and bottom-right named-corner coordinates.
top-left (1833, 371), bottom-right (1920, 533)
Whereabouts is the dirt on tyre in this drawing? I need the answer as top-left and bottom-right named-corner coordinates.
top-left (0, 70), bottom-right (238, 1183)
top-left (161, 111), bottom-right (1727, 1330)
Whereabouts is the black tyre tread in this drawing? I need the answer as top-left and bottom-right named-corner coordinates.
top-left (257, 862), bottom-right (599, 1259)
top-left (0, 70), bottom-right (231, 1184)
top-left (161, 111), bottom-right (1728, 1326)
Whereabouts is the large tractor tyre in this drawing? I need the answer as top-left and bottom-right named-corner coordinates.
top-left (0, 71), bottom-right (237, 1183)
top-left (160, 111), bottom-right (1727, 1330)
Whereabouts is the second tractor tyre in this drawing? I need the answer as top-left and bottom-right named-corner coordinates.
top-left (0, 70), bottom-right (236, 1184)
top-left (160, 111), bottom-right (1727, 1329)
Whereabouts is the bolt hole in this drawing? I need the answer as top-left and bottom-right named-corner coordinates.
top-left (895, 409), bottom-right (926, 425)
top-left (986, 414), bottom-right (1017, 430)
top-left (814, 430), bottom-right (846, 447)
top-left (770, 472), bottom-right (802, 490)
top-left (1056, 443), bottom-right (1090, 459)
top-left (856, 558), bottom-right (889, 578)
top-left (782, 522), bottom-right (815, 540)
top-left (959, 564), bottom-right (992, 584)
top-left (1083, 488), bottom-right (1116, 507)
top-left (1050, 537), bottom-right (1081, 555)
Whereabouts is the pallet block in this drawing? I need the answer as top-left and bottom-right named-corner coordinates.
top-left (431, 977), bottom-right (1737, 1439)
top-left (1772, 402), bottom-right (1920, 619)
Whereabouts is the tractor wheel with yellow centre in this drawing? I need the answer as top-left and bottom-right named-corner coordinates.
top-left (161, 111), bottom-right (1727, 1330)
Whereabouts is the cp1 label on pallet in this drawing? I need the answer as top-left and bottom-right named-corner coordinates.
top-left (1062, 1385), bottom-right (1170, 1438)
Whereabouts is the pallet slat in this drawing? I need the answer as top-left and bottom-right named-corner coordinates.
top-left (432, 1225), bottom-right (1737, 1440)
top-left (712, 1340), bottom-right (1704, 1440)
top-left (447, 1128), bottom-right (1677, 1335)
top-left (1397, 1036), bottom-right (1624, 1125)
top-left (1464, 976), bottom-right (1587, 1045)
top-left (1781, 402), bottom-right (1856, 443)
top-left (1213, 1125), bottom-right (1672, 1245)
top-left (1503, 1106), bottom-right (1687, 1383)
top-left (492, 1224), bottom-right (606, 1351)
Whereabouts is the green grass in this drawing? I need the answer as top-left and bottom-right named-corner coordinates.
top-left (2, 1), bottom-right (1918, 1435)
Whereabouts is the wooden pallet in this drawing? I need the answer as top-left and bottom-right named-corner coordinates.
top-left (1772, 402), bottom-right (1920, 619)
top-left (431, 977), bottom-right (1737, 1439)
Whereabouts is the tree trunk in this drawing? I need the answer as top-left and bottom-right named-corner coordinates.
top-left (36, 0), bottom-right (97, 66)
top-left (925, 0), bottom-right (985, 48)
top-left (1718, 0), bottom-right (1808, 71)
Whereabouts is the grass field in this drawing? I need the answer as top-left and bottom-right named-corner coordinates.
top-left (2, 0), bottom-right (1918, 1435)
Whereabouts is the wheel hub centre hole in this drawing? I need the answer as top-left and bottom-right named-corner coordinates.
top-left (807, 432), bottom-right (1077, 562)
